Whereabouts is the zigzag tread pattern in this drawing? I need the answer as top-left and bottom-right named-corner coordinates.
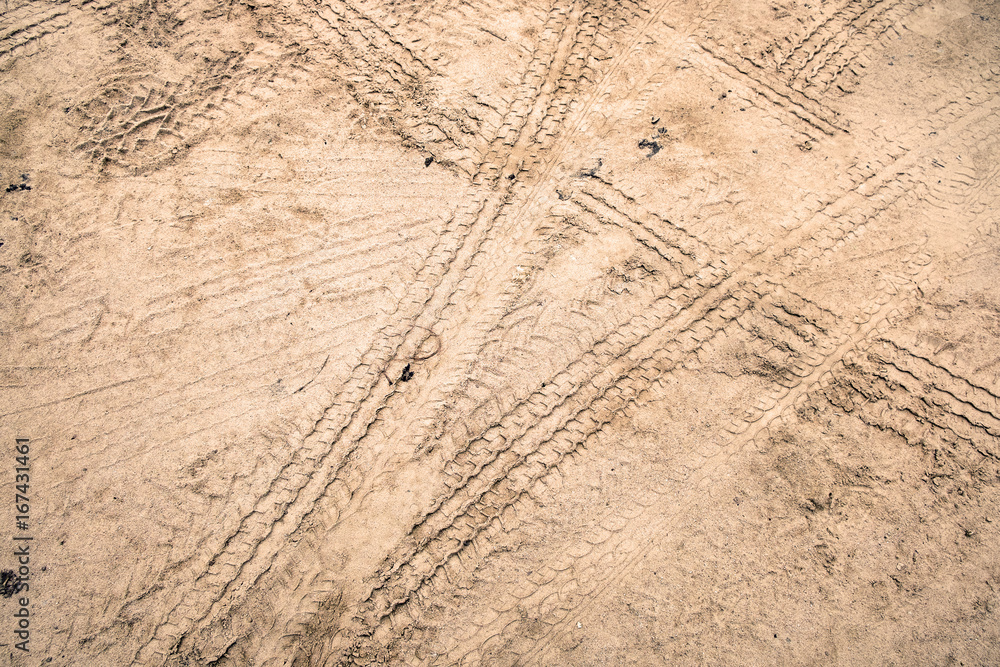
top-left (342, 176), bottom-right (936, 661)
top-left (832, 339), bottom-right (1000, 461)
top-left (73, 54), bottom-right (275, 170)
top-left (125, 2), bottom-right (714, 660)
top-left (400, 252), bottom-right (933, 666)
top-left (377, 73), bottom-right (998, 660)
top-left (0, 0), bottom-right (105, 64)
top-left (96, 3), bottom-right (1000, 666)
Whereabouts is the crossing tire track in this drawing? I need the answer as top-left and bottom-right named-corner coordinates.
top-left (127, 4), bottom-right (734, 660)
top-left (473, 260), bottom-right (933, 667)
top-left (345, 158), bottom-right (939, 660)
top-left (127, 197), bottom-right (496, 664)
top-left (217, 262), bottom-right (731, 665)
top-left (357, 267), bottom-right (735, 620)
top-left (384, 245), bottom-right (930, 666)
top-left (343, 96), bottom-right (999, 654)
top-left (62, 4), bottom-right (1000, 667)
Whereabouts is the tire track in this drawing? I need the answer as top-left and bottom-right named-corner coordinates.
top-left (267, 0), bottom-right (726, 528)
top-left (364, 81), bottom-right (999, 655)
top-left (128, 195), bottom-right (495, 664)
top-left (74, 54), bottom-right (279, 171)
top-left (348, 161), bottom-right (937, 660)
top-left (129, 7), bottom-right (996, 667)
top-left (470, 0), bottom-right (579, 184)
top-left (703, 0), bottom-right (926, 100)
top-left (243, 255), bottom-right (729, 663)
top-left (403, 82), bottom-right (1000, 653)
top-left (120, 6), bottom-right (583, 647)
top-left (691, 41), bottom-right (846, 136)
top-left (229, 16), bottom-right (789, 646)
top-left (97, 94), bottom-right (1000, 664)
top-left (359, 0), bottom-right (701, 473)
top-left (138, 134), bottom-right (560, 665)
top-left (382, 246), bottom-right (927, 666)
top-left (279, 0), bottom-right (484, 175)
top-left (571, 176), bottom-right (714, 274)
top-left (0, 0), bottom-right (103, 66)
top-left (799, 1), bottom-right (924, 94)
top-left (778, 0), bottom-right (925, 93)
top-left (392, 181), bottom-right (713, 481)
top-left (472, 0), bottom-right (600, 185)
top-left (129, 2), bottom-right (696, 660)
top-left (358, 265), bottom-right (732, 613)
top-left (472, 257), bottom-right (933, 667)
top-left (833, 338), bottom-right (1000, 460)
top-left (372, 0), bottom-right (729, 449)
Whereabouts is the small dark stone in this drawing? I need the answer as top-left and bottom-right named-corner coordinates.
top-left (424, 156), bottom-right (433, 167)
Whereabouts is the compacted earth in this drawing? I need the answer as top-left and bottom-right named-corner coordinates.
top-left (1, 0), bottom-right (999, 664)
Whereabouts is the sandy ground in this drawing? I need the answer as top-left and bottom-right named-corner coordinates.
top-left (1, 0), bottom-right (999, 664)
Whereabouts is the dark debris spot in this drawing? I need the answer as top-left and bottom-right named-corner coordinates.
top-left (399, 363), bottom-right (414, 383)
top-left (580, 158), bottom-right (602, 178)
top-left (424, 156), bottom-right (433, 167)
top-left (1, 570), bottom-right (22, 598)
top-left (638, 138), bottom-right (661, 157)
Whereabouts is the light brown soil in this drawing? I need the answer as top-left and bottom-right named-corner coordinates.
top-left (1, 0), bottom-right (999, 665)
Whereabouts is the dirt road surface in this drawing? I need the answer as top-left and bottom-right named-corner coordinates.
top-left (1, 0), bottom-right (999, 664)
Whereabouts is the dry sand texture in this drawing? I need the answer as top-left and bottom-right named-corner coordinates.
top-left (1, 0), bottom-right (1000, 664)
